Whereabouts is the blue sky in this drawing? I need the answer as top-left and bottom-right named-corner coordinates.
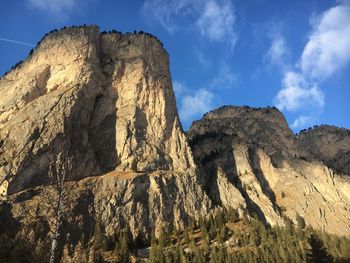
top-left (1, 0), bottom-right (349, 132)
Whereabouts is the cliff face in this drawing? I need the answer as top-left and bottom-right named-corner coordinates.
top-left (188, 106), bottom-right (350, 236)
top-left (0, 26), bottom-right (211, 241)
top-left (0, 26), bottom-right (194, 193)
top-left (298, 125), bottom-right (350, 175)
top-left (0, 26), bottom-right (349, 253)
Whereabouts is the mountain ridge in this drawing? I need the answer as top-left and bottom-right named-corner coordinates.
top-left (0, 25), bottom-right (349, 262)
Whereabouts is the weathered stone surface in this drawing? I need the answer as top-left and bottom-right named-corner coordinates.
top-left (188, 106), bottom-right (350, 236)
top-left (6, 170), bottom-right (211, 246)
top-left (0, 26), bottom-right (349, 250)
top-left (298, 125), bottom-right (350, 175)
top-left (0, 26), bottom-right (212, 244)
top-left (0, 26), bottom-right (194, 194)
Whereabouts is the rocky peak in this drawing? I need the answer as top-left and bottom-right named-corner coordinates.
top-left (188, 106), bottom-right (350, 236)
top-left (0, 26), bottom-right (350, 262)
top-left (188, 105), bottom-right (300, 166)
top-left (298, 125), bottom-right (350, 175)
top-left (0, 25), bottom-right (194, 193)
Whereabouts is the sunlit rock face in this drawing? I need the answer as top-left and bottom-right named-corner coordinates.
top-left (188, 106), bottom-right (350, 237)
top-left (298, 125), bottom-right (350, 175)
top-left (0, 25), bottom-right (194, 193)
top-left (0, 26), bottom-right (349, 251)
top-left (0, 25), bottom-right (211, 242)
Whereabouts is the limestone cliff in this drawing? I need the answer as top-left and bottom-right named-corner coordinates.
top-left (188, 106), bottom-right (350, 236)
top-left (0, 26), bottom-right (211, 243)
top-left (0, 25), bottom-right (194, 194)
top-left (298, 125), bottom-right (350, 175)
top-left (0, 26), bottom-right (349, 257)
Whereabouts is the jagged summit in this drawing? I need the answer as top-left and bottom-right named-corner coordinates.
top-left (188, 105), bottom-right (300, 166)
top-left (187, 104), bottom-right (350, 237)
top-left (1, 25), bottom-right (165, 79)
top-left (298, 125), bottom-right (350, 175)
top-left (0, 24), bottom-right (193, 193)
top-left (0, 26), bottom-right (349, 262)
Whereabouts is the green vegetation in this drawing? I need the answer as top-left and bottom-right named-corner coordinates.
top-left (146, 208), bottom-right (350, 263)
top-left (0, 207), bottom-right (350, 262)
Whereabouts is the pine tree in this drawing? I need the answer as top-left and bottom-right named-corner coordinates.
top-left (193, 246), bottom-right (204, 263)
top-left (172, 244), bottom-right (181, 263)
top-left (149, 229), bottom-right (158, 263)
top-left (149, 227), bottom-right (167, 263)
top-left (342, 244), bottom-right (350, 263)
top-left (305, 234), bottom-right (333, 263)
top-left (183, 228), bottom-right (190, 245)
top-left (115, 229), bottom-right (130, 263)
top-left (158, 227), bottom-right (165, 263)
top-left (93, 219), bottom-right (104, 250)
top-left (230, 207), bottom-right (239, 222)
top-left (296, 213), bottom-right (306, 230)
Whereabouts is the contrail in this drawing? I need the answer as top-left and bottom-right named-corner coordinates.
top-left (0, 37), bottom-right (35, 47)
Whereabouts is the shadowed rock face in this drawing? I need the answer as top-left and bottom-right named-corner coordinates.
top-left (0, 26), bottom-right (212, 244)
top-left (298, 125), bottom-right (350, 175)
top-left (188, 106), bottom-right (302, 167)
top-left (0, 26), bottom-right (349, 256)
top-left (188, 106), bottom-right (350, 236)
top-left (0, 25), bottom-right (194, 193)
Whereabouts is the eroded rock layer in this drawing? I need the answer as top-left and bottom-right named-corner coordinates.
top-left (0, 26), bottom-right (349, 250)
top-left (0, 26), bottom-right (194, 194)
top-left (0, 26), bottom-right (212, 243)
top-left (188, 106), bottom-right (350, 236)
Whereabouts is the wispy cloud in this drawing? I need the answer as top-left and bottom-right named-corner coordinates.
top-left (291, 115), bottom-right (312, 129)
top-left (275, 71), bottom-right (324, 112)
top-left (26, 0), bottom-right (78, 20)
top-left (300, 3), bottom-right (350, 80)
top-left (210, 64), bottom-right (237, 89)
top-left (264, 35), bottom-right (289, 68)
top-left (196, 0), bottom-right (236, 47)
top-left (141, 0), bottom-right (195, 33)
top-left (141, 0), bottom-right (236, 46)
top-left (174, 80), bottom-right (217, 124)
top-left (179, 87), bottom-right (215, 122)
top-left (274, 1), bottom-right (350, 129)
top-left (0, 37), bottom-right (35, 47)
top-left (174, 62), bottom-right (236, 125)
top-left (194, 47), bottom-right (212, 68)
top-left (173, 80), bottom-right (189, 96)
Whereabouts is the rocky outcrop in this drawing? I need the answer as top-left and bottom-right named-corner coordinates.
top-left (0, 25), bottom-right (194, 194)
top-left (298, 125), bottom-right (350, 175)
top-left (0, 26), bottom-right (212, 245)
top-left (0, 26), bottom-right (349, 254)
top-left (188, 106), bottom-right (350, 236)
top-left (8, 170), bottom-right (211, 246)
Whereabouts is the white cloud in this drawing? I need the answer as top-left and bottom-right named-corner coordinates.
top-left (291, 115), bottom-right (312, 129)
top-left (196, 0), bottom-right (236, 46)
top-left (141, 0), bottom-right (195, 33)
top-left (275, 71), bottom-right (324, 111)
top-left (336, 0), bottom-right (350, 6)
top-left (173, 81), bottom-right (189, 95)
top-left (194, 47), bottom-right (212, 68)
top-left (265, 35), bottom-right (289, 67)
top-left (210, 64), bottom-right (237, 89)
top-left (301, 4), bottom-right (350, 80)
top-left (179, 88), bottom-right (215, 121)
top-left (274, 2), bottom-right (350, 129)
top-left (27, 0), bottom-right (77, 19)
top-left (141, 0), bottom-right (236, 46)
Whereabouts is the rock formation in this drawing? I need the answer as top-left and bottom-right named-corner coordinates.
top-left (0, 25), bottom-right (195, 192)
top-left (0, 26), bottom-right (349, 259)
top-left (298, 125), bottom-right (350, 175)
top-left (0, 25), bottom-right (211, 242)
top-left (188, 106), bottom-right (350, 236)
